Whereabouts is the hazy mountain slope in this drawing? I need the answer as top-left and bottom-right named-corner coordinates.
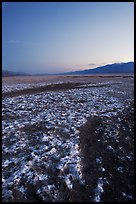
top-left (2, 62), bottom-right (134, 76)
top-left (63, 62), bottom-right (134, 75)
top-left (2, 70), bottom-right (30, 77)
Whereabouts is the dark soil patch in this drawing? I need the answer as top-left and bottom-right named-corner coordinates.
top-left (2, 82), bottom-right (83, 99)
top-left (79, 102), bottom-right (134, 202)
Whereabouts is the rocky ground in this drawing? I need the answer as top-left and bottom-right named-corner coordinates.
top-left (2, 75), bottom-right (134, 202)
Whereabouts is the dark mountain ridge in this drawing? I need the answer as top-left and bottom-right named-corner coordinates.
top-left (2, 62), bottom-right (134, 76)
top-left (62, 62), bottom-right (134, 75)
top-left (2, 70), bottom-right (30, 77)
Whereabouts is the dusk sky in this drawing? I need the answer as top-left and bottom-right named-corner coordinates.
top-left (2, 2), bottom-right (134, 74)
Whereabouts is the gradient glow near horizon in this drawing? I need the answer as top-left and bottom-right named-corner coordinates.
top-left (2, 2), bottom-right (134, 74)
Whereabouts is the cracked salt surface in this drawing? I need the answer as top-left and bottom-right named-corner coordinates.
top-left (2, 80), bottom-right (133, 201)
top-left (93, 177), bottom-right (109, 202)
top-left (122, 192), bottom-right (133, 200)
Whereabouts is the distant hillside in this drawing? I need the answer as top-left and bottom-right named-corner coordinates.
top-left (2, 62), bottom-right (134, 76)
top-left (2, 70), bottom-right (30, 77)
top-left (63, 62), bottom-right (134, 75)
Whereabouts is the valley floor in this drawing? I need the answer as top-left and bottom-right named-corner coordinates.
top-left (2, 75), bottom-right (134, 202)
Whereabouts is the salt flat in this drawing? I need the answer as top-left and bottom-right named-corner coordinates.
top-left (2, 75), bottom-right (134, 202)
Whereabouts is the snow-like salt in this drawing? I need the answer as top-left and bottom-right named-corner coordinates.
top-left (2, 79), bottom-right (133, 201)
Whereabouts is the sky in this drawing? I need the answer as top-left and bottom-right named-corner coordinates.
top-left (2, 2), bottom-right (134, 74)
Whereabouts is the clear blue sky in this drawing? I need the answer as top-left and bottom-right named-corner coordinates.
top-left (2, 2), bottom-right (134, 74)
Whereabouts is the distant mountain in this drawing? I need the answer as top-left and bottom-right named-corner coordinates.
top-left (63, 62), bottom-right (134, 75)
top-left (2, 70), bottom-right (30, 77)
top-left (2, 62), bottom-right (134, 76)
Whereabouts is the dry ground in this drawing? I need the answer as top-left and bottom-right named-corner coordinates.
top-left (2, 75), bottom-right (134, 202)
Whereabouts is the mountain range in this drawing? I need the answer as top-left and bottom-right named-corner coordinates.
top-left (2, 70), bottom-right (30, 77)
top-left (2, 62), bottom-right (134, 76)
top-left (62, 62), bottom-right (134, 75)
